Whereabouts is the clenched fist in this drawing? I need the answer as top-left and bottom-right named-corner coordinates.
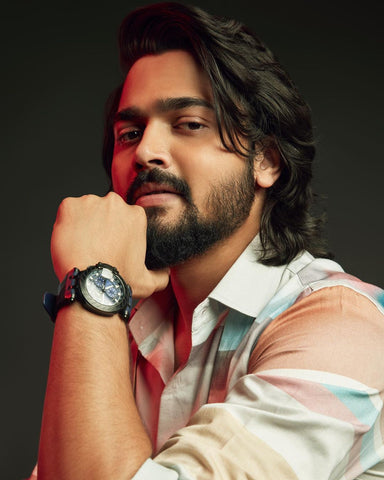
top-left (51, 192), bottom-right (169, 299)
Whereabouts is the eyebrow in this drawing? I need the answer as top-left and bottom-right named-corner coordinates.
top-left (113, 96), bottom-right (214, 125)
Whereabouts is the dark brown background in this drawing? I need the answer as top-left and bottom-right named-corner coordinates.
top-left (1, 1), bottom-right (383, 477)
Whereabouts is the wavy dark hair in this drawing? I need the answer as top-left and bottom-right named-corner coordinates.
top-left (102, 2), bottom-right (329, 265)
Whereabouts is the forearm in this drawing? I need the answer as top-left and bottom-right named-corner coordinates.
top-left (38, 303), bottom-right (152, 480)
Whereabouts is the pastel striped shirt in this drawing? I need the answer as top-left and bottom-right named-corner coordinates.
top-left (129, 237), bottom-right (384, 480)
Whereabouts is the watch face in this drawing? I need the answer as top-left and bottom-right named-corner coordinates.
top-left (84, 266), bottom-right (125, 308)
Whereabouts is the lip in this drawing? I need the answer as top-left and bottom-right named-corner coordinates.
top-left (133, 182), bottom-right (181, 205)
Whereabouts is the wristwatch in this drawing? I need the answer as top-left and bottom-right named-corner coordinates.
top-left (43, 262), bottom-right (132, 323)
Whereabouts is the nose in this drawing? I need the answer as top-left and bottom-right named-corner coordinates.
top-left (134, 120), bottom-right (171, 171)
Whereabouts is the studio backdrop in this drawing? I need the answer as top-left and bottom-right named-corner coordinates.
top-left (1, 1), bottom-right (382, 478)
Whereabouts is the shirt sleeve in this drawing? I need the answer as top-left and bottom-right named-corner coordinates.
top-left (133, 286), bottom-right (384, 480)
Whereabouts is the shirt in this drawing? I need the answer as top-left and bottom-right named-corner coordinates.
top-left (129, 237), bottom-right (384, 480)
top-left (28, 238), bottom-right (384, 480)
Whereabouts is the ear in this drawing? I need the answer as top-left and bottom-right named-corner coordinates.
top-left (253, 146), bottom-right (281, 188)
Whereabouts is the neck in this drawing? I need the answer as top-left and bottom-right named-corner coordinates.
top-left (170, 212), bottom-right (260, 324)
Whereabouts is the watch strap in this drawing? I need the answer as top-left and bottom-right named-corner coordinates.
top-left (43, 268), bottom-right (79, 321)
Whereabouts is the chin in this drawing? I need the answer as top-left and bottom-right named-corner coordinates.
top-left (145, 205), bottom-right (185, 223)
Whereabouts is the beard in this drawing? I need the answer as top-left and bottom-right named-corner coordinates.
top-left (126, 163), bottom-right (255, 270)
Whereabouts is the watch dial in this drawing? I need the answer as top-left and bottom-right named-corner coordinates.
top-left (86, 267), bottom-right (124, 306)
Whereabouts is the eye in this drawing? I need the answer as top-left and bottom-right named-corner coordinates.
top-left (185, 122), bottom-right (204, 130)
top-left (175, 120), bottom-right (206, 132)
top-left (116, 128), bottom-right (143, 145)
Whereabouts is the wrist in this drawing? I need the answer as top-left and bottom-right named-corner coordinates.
top-left (55, 302), bottom-right (128, 335)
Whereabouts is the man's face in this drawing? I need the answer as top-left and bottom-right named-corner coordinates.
top-left (111, 50), bottom-right (258, 269)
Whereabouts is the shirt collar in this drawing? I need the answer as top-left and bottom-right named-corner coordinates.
top-left (208, 235), bottom-right (310, 317)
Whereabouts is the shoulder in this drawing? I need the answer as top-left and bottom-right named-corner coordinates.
top-left (283, 283), bottom-right (383, 324)
top-left (249, 285), bottom-right (384, 390)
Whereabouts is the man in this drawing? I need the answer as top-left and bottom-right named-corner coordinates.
top-left (33, 2), bottom-right (384, 479)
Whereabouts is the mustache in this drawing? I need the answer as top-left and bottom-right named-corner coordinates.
top-left (126, 168), bottom-right (193, 205)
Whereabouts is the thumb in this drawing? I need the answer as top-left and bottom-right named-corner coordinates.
top-left (151, 267), bottom-right (171, 293)
top-left (132, 268), bottom-right (171, 299)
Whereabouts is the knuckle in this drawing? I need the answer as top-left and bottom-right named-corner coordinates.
top-left (80, 193), bottom-right (98, 202)
top-left (57, 196), bottom-right (74, 216)
top-left (59, 196), bottom-right (73, 207)
top-left (105, 191), bottom-right (119, 200)
top-left (105, 191), bottom-right (123, 204)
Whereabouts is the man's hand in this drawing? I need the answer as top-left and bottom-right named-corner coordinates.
top-left (51, 192), bottom-right (169, 298)
top-left (38, 192), bottom-right (158, 479)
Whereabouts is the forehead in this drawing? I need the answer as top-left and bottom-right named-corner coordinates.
top-left (118, 50), bottom-right (213, 110)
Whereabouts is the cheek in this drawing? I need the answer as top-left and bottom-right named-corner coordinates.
top-left (190, 154), bottom-right (249, 204)
top-left (111, 155), bottom-right (134, 199)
